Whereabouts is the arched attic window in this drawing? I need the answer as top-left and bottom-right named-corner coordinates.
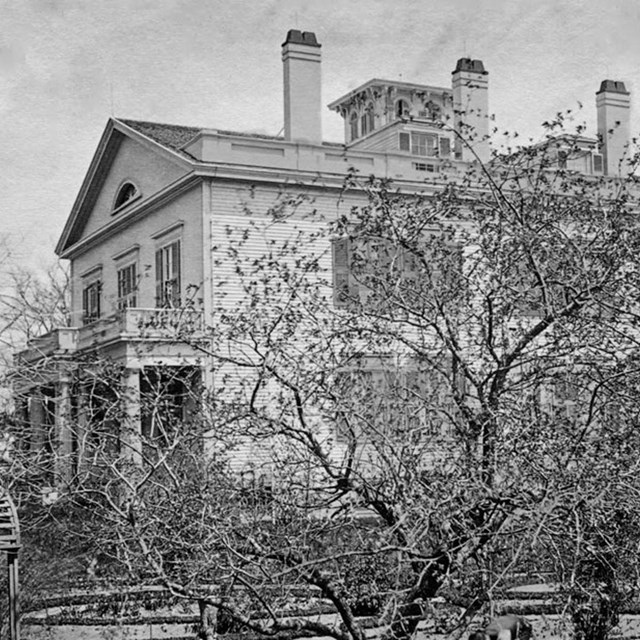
top-left (113, 181), bottom-right (139, 213)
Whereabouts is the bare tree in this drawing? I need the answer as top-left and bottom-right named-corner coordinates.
top-left (7, 123), bottom-right (640, 640)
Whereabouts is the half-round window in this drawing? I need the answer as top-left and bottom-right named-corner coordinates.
top-left (113, 182), bottom-right (138, 212)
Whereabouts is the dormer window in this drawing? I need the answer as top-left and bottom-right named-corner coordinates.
top-left (395, 99), bottom-right (410, 119)
top-left (113, 181), bottom-right (139, 213)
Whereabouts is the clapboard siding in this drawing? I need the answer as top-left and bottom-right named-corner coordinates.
top-left (202, 179), bottom-right (479, 475)
top-left (205, 181), bottom-right (358, 471)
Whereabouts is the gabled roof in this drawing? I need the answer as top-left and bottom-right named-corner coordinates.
top-left (56, 118), bottom-right (198, 257)
top-left (118, 119), bottom-right (202, 158)
top-left (56, 117), bottom-right (343, 257)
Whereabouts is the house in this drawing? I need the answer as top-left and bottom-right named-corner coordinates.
top-left (12, 29), bottom-right (632, 486)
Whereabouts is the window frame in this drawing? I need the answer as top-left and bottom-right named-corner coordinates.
top-left (395, 99), bottom-right (410, 119)
top-left (399, 131), bottom-right (447, 158)
top-left (155, 239), bottom-right (182, 308)
top-left (117, 261), bottom-right (138, 311)
top-left (334, 356), bottom-right (458, 444)
top-left (112, 181), bottom-right (141, 215)
top-left (82, 276), bottom-right (102, 325)
top-left (349, 111), bottom-right (359, 141)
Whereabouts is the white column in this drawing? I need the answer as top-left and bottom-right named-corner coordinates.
top-left (121, 367), bottom-right (142, 465)
top-left (54, 375), bottom-right (74, 484)
top-left (28, 393), bottom-right (46, 452)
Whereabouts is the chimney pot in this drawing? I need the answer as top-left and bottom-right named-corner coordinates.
top-left (597, 79), bottom-right (629, 95)
top-left (453, 58), bottom-right (487, 75)
top-left (284, 30), bottom-right (320, 47)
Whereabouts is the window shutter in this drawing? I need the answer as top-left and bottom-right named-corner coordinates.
top-left (155, 248), bottom-right (164, 306)
top-left (426, 134), bottom-right (438, 157)
top-left (439, 137), bottom-right (451, 158)
top-left (95, 282), bottom-right (101, 319)
top-left (399, 132), bottom-right (410, 152)
top-left (82, 287), bottom-right (88, 320)
top-left (333, 238), bottom-right (349, 307)
top-left (593, 154), bottom-right (603, 173)
top-left (171, 241), bottom-right (181, 305)
top-left (333, 238), bottom-right (359, 307)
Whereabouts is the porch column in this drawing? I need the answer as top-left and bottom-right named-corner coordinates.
top-left (121, 367), bottom-right (142, 465)
top-left (75, 387), bottom-right (89, 478)
top-left (8, 549), bottom-right (19, 640)
top-left (28, 393), bottom-right (45, 453)
top-left (54, 374), bottom-right (74, 484)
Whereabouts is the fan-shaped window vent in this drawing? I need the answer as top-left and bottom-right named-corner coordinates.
top-left (114, 182), bottom-right (138, 211)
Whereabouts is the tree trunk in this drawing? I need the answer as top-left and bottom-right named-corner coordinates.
top-left (197, 599), bottom-right (217, 640)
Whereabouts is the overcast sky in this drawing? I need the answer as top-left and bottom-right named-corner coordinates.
top-left (2, 0), bottom-right (640, 272)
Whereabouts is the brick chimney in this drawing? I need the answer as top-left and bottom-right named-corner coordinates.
top-left (596, 80), bottom-right (630, 176)
top-left (282, 30), bottom-right (322, 144)
top-left (451, 58), bottom-right (490, 164)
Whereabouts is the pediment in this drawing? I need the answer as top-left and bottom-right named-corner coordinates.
top-left (56, 119), bottom-right (195, 256)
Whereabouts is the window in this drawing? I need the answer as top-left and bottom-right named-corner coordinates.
top-left (117, 263), bottom-right (137, 310)
top-left (82, 279), bottom-right (101, 324)
top-left (140, 367), bottom-right (199, 448)
top-left (439, 137), bottom-right (451, 158)
top-left (424, 100), bottom-right (441, 121)
top-left (361, 105), bottom-right (374, 136)
top-left (113, 182), bottom-right (139, 212)
top-left (411, 132), bottom-right (439, 157)
top-left (360, 113), bottom-right (368, 136)
top-left (332, 232), bottom-right (464, 312)
top-left (413, 162), bottom-right (439, 173)
top-left (332, 238), bottom-right (359, 308)
top-left (155, 240), bottom-right (181, 307)
top-left (349, 112), bottom-right (359, 141)
top-left (334, 358), bottom-right (457, 444)
top-left (398, 132), bottom-right (440, 157)
top-left (593, 153), bottom-right (604, 174)
top-left (395, 99), bottom-right (410, 119)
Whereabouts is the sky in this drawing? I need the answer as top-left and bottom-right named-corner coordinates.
top-left (2, 0), bottom-right (640, 274)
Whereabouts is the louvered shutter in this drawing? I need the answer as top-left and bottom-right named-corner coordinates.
top-left (155, 248), bottom-right (164, 306)
top-left (171, 241), bottom-right (181, 306)
top-left (333, 238), bottom-right (359, 307)
top-left (333, 238), bottom-right (350, 307)
top-left (593, 154), bottom-right (603, 173)
top-left (439, 137), bottom-right (451, 158)
top-left (399, 132), bottom-right (410, 152)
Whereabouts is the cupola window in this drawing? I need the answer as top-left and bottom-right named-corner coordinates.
top-left (395, 99), bottom-right (410, 119)
top-left (349, 112), bottom-right (359, 141)
top-left (361, 104), bottom-right (375, 136)
top-left (113, 182), bottom-right (139, 212)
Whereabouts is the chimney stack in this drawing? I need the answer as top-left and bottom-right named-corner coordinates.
top-left (451, 58), bottom-right (490, 164)
top-left (282, 30), bottom-right (322, 144)
top-left (596, 80), bottom-right (630, 176)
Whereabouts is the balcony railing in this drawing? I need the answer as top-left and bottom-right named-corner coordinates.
top-left (14, 327), bottom-right (79, 364)
top-left (121, 307), bottom-right (205, 337)
top-left (17, 308), bottom-right (205, 360)
top-left (77, 307), bottom-right (205, 350)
